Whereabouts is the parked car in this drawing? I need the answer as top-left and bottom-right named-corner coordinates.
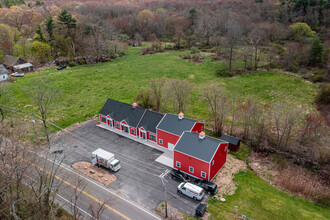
top-left (57, 65), bottom-right (67, 70)
top-left (193, 179), bottom-right (218, 194)
top-left (177, 182), bottom-right (205, 200)
top-left (170, 169), bottom-right (190, 182)
top-left (11, 72), bottom-right (24, 77)
top-left (195, 203), bottom-right (207, 217)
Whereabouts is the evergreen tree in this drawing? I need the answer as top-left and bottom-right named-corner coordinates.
top-left (35, 24), bottom-right (45, 42)
top-left (57, 10), bottom-right (77, 38)
top-left (309, 37), bottom-right (324, 66)
top-left (45, 16), bottom-right (55, 41)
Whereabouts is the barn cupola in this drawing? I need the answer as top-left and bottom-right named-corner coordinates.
top-left (132, 102), bottom-right (137, 108)
top-left (178, 112), bottom-right (184, 120)
top-left (199, 131), bottom-right (205, 140)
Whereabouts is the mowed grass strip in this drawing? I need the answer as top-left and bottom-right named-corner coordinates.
top-left (8, 47), bottom-right (316, 128)
top-left (207, 170), bottom-right (330, 220)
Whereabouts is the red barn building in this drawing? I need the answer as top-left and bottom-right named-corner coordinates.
top-left (174, 131), bottom-right (228, 181)
top-left (137, 110), bottom-right (164, 142)
top-left (99, 99), bottom-right (146, 137)
top-left (156, 113), bottom-right (204, 150)
top-left (221, 134), bottom-right (241, 152)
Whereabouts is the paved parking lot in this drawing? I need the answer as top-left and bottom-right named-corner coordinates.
top-left (53, 121), bottom-right (207, 216)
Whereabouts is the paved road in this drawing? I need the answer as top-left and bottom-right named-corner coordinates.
top-left (52, 121), bottom-right (206, 217)
top-left (31, 151), bottom-right (162, 220)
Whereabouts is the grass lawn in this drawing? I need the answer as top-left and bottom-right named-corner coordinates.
top-left (207, 170), bottom-right (330, 220)
top-left (6, 47), bottom-right (316, 128)
top-left (3, 47), bottom-right (327, 219)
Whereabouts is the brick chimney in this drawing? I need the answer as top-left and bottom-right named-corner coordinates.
top-left (178, 112), bottom-right (184, 119)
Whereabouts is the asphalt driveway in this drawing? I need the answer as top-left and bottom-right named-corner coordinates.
top-left (53, 121), bottom-right (207, 216)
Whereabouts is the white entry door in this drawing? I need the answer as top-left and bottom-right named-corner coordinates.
top-left (168, 143), bottom-right (175, 151)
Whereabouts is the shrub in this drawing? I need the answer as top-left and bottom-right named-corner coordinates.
top-left (135, 88), bottom-right (154, 109)
top-left (181, 52), bottom-right (191, 59)
top-left (215, 68), bottom-right (234, 77)
top-left (78, 59), bottom-right (86, 65)
top-left (68, 61), bottom-right (76, 67)
top-left (165, 44), bottom-right (173, 50)
top-left (315, 84), bottom-right (330, 104)
top-left (190, 46), bottom-right (199, 54)
top-left (312, 74), bottom-right (325, 83)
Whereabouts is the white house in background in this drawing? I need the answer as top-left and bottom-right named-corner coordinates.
top-left (13, 62), bottom-right (34, 73)
top-left (0, 65), bottom-right (9, 82)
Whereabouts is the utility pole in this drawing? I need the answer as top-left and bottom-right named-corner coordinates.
top-left (159, 169), bottom-right (170, 219)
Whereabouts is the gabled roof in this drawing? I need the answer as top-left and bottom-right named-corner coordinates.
top-left (156, 113), bottom-right (197, 136)
top-left (137, 110), bottom-right (164, 134)
top-left (99, 98), bottom-right (146, 127)
top-left (174, 132), bottom-right (227, 162)
top-left (0, 65), bottom-right (9, 75)
top-left (221, 134), bottom-right (240, 145)
top-left (14, 63), bottom-right (33, 69)
top-left (3, 55), bottom-right (26, 67)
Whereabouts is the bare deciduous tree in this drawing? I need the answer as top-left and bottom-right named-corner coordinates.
top-left (202, 83), bottom-right (230, 136)
top-left (149, 78), bottom-right (165, 112)
top-left (248, 25), bottom-right (266, 70)
top-left (88, 198), bottom-right (109, 220)
top-left (272, 102), bottom-right (302, 150)
top-left (24, 77), bottom-right (59, 146)
top-left (165, 79), bottom-right (193, 113)
top-left (226, 19), bottom-right (243, 72)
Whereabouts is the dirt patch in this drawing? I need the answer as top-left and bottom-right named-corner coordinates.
top-left (249, 152), bottom-right (330, 205)
top-left (214, 154), bottom-right (247, 196)
top-left (72, 161), bottom-right (116, 186)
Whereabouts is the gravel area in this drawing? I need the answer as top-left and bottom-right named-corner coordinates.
top-left (72, 161), bottom-right (117, 186)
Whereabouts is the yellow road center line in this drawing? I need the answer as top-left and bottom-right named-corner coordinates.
top-left (4, 149), bottom-right (130, 220)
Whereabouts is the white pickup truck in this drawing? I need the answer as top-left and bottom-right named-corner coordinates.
top-left (91, 148), bottom-right (121, 172)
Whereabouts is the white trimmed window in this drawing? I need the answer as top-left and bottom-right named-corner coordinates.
top-left (212, 160), bottom-right (214, 166)
top-left (201, 171), bottom-right (206, 178)
top-left (116, 123), bottom-right (120, 129)
top-left (149, 134), bottom-right (156, 141)
top-left (131, 128), bottom-right (135, 134)
top-left (176, 161), bottom-right (181, 168)
top-left (224, 146), bottom-right (227, 151)
top-left (159, 139), bottom-right (163, 144)
top-left (189, 166), bottom-right (194, 173)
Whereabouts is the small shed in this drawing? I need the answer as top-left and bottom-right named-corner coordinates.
top-left (3, 55), bottom-right (27, 72)
top-left (0, 65), bottom-right (9, 82)
top-left (221, 134), bottom-right (240, 152)
top-left (13, 63), bottom-right (34, 73)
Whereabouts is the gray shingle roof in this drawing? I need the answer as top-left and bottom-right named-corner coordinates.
top-left (174, 132), bottom-right (226, 162)
top-left (221, 134), bottom-right (240, 145)
top-left (0, 65), bottom-right (9, 75)
top-left (100, 98), bottom-right (146, 127)
top-left (138, 110), bottom-right (164, 133)
top-left (3, 55), bottom-right (26, 67)
top-left (156, 113), bottom-right (197, 136)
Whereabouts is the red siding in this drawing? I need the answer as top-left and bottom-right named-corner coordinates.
top-left (191, 122), bottom-right (205, 133)
top-left (147, 132), bottom-right (157, 142)
top-left (157, 129), bottom-right (180, 148)
top-left (99, 114), bottom-right (106, 123)
top-left (129, 127), bottom-right (137, 136)
top-left (114, 121), bottom-right (121, 130)
top-left (209, 143), bottom-right (228, 180)
top-left (174, 151), bottom-right (210, 180)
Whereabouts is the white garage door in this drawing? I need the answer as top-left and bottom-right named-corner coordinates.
top-left (168, 143), bottom-right (175, 151)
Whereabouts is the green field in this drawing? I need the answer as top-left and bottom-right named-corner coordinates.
top-left (208, 170), bottom-right (330, 220)
top-left (6, 47), bottom-right (316, 128)
top-left (4, 47), bottom-right (328, 219)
